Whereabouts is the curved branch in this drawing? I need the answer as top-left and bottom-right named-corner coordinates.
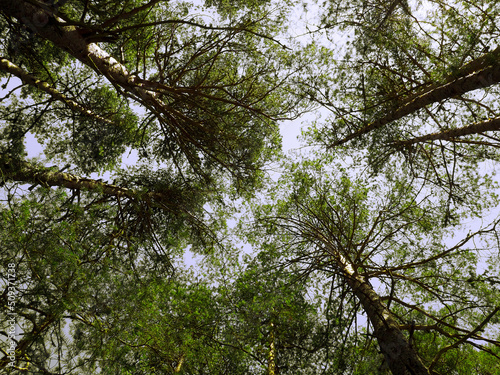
top-left (100, 0), bottom-right (162, 28)
top-left (428, 306), bottom-right (500, 372)
top-left (0, 0), bottom-right (161, 105)
top-left (111, 18), bottom-right (292, 51)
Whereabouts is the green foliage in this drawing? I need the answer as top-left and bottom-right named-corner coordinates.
top-left (305, 0), bottom-right (500, 213)
top-left (43, 82), bottom-right (139, 174)
top-left (244, 155), bottom-right (500, 373)
top-left (1, 0), bottom-right (500, 374)
top-left (0, 0), bottom-right (301, 193)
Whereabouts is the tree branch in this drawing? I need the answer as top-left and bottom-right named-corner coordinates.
top-left (428, 306), bottom-right (500, 372)
top-left (0, 156), bottom-right (173, 207)
top-left (0, 57), bottom-right (118, 127)
top-left (391, 116), bottom-right (500, 147)
top-left (329, 52), bottom-right (500, 147)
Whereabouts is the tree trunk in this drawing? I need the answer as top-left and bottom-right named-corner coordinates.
top-left (268, 321), bottom-right (277, 375)
top-left (346, 273), bottom-right (429, 375)
top-left (333, 251), bottom-right (429, 375)
top-left (0, 156), bottom-right (178, 209)
top-left (391, 116), bottom-right (500, 147)
top-left (0, 0), bottom-right (166, 113)
top-left (329, 56), bottom-right (500, 147)
top-left (0, 58), bottom-right (117, 127)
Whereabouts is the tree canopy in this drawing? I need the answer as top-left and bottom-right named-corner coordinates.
top-left (1, 0), bottom-right (500, 374)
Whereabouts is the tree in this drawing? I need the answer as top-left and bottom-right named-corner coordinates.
top-left (0, 0), bottom-right (309, 372)
top-left (0, 0), bottom-right (307, 186)
top-left (212, 253), bottom-right (342, 374)
top-left (306, 0), bottom-right (500, 212)
top-left (246, 157), bottom-right (500, 375)
top-left (2, 0), bottom-right (500, 374)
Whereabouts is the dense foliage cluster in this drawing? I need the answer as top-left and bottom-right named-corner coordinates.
top-left (1, 0), bottom-right (499, 374)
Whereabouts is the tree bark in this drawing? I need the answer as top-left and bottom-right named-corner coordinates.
top-left (0, 0), bottom-right (253, 120)
top-left (333, 251), bottom-right (430, 375)
top-left (268, 321), bottom-right (277, 375)
top-left (0, 57), bottom-right (117, 127)
top-left (391, 116), bottom-right (500, 147)
top-left (346, 273), bottom-right (430, 375)
top-left (0, 0), bottom-right (273, 174)
top-left (0, 0), bottom-right (169, 114)
top-left (0, 156), bottom-right (174, 207)
top-left (329, 53), bottom-right (500, 148)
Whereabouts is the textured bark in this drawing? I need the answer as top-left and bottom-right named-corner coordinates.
top-left (329, 54), bottom-right (500, 148)
top-left (392, 116), bottom-right (500, 147)
top-left (333, 251), bottom-right (430, 375)
top-left (0, 156), bottom-right (172, 206)
top-left (0, 0), bottom-right (270, 173)
top-left (268, 322), bottom-right (276, 375)
top-left (0, 57), bottom-right (117, 126)
top-left (346, 274), bottom-right (430, 375)
top-left (0, 0), bottom-right (165, 113)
